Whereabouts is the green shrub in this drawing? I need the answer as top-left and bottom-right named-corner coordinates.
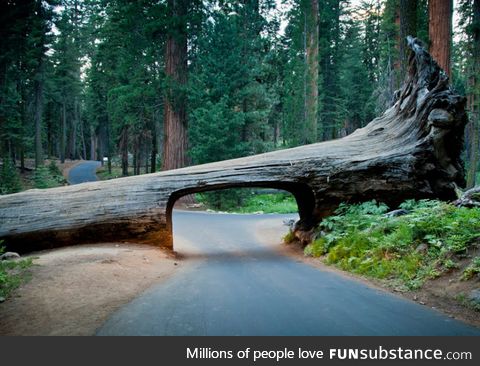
top-left (0, 158), bottom-right (22, 195)
top-left (48, 160), bottom-right (62, 176)
top-left (304, 237), bottom-right (326, 257)
top-left (33, 164), bottom-right (66, 189)
top-left (316, 199), bottom-right (480, 289)
top-left (283, 231), bottom-right (296, 244)
top-left (462, 257), bottom-right (480, 281)
top-left (197, 190), bottom-right (297, 213)
top-left (0, 242), bottom-right (33, 299)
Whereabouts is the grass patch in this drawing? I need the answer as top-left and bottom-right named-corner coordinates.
top-left (456, 292), bottom-right (480, 312)
top-left (0, 244), bottom-right (33, 300)
top-left (196, 190), bottom-right (298, 214)
top-left (303, 199), bottom-right (480, 290)
top-left (462, 257), bottom-right (480, 281)
top-left (235, 193), bottom-right (297, 213)
top-left (0, 158), bottom-right (22, 194)
top-left (283, 231), bottom-right (296, 244)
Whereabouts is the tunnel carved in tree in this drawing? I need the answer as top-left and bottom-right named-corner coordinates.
top-left (0, 38), bottom-right (467, 252)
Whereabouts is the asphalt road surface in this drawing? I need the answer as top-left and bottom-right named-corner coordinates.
top-left (68, 161), bottom-right (101, 184)
top-left (97, 211), bottom-right (480, 336)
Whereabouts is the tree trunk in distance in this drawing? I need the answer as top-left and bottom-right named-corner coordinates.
top-left (305, 0), bottom-right (319, 144)
top-left (61, 101), bottom-right (66, 164)
top-left (151, 121), bottom-right (157, 173)
top-left (121, 126), bottom-right (129, 176)
top-left (466, 0), bottom-right (480, 188)
top-left (163, 0), bottom-right (188, 171)
top-left (399, 0), bottom-right (417, 75)
top-left (90, 126), bottom-right (96, 161)
top-left (34, 60), bottom-right (44, 168)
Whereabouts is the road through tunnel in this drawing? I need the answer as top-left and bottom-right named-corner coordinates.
top-left (165, 182), bottom-right (317, 251)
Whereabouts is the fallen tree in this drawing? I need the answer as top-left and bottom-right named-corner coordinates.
top-left (0, 38), bottom-right (468, 252)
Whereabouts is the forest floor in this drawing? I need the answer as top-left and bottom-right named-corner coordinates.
top-left (16, 158), bottom-right (82, 190)
top-left (0, 243), bottom-right (181, 335)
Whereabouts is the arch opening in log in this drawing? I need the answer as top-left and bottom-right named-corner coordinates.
top-left (165, 182), bottom-right (316, 249)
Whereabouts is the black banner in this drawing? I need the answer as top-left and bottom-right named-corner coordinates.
top-left (1, 336), bottom-right (478, 365)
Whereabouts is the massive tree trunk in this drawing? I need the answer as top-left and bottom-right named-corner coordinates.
top-left (304, 0), bottom-right (319, 144)
top-left (163, 0), bottom-right (188, 171)
top-left (399, 0), bottom-right (417, 75)
top-left (466, 0), bottom-right (480, 189)
top-left (428, 0), bottom-right (452, 77)
top-left (0, 39), bottom-right (467, 253)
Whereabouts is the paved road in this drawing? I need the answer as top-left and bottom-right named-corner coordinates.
top-left (68, 161), bottom-right (101, 184)
top-left (97, 211), bottom-right (480, 336)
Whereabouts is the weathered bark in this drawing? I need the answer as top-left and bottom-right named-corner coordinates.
top-left (163, 0), bottom-right (188, 171)
top-left (0, 39), bottom-right (467, 253)
top-left (428, 0), bottom-right (452, 77)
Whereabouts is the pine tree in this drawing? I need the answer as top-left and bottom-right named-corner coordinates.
top-left (459, 0), bottom-right (480, 188)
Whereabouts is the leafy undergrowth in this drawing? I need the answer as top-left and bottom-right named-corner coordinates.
top-left (33, 161), bottom-right (67, 189)
top-left (197, 191), bottom-right (298, 214)
top-left (1, 160), bottom-right (67, 194)
top-left (303, 200), bottom-right (480, 291)
top-left (0, 244), bottom-right (33, 300)
top-left (97, 166), bottom-right (134, 180)
top-left (234, 193), bottom-right (297, 214)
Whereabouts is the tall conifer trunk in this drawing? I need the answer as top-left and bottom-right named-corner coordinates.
top-left (304, 0), bottom-right (319, 144)
top-left (34, 61), bottom-right (44, 168)
top-left (61, 101), bottom-right (67, 164)
top-left (163, 0), bottom-right (188, 171)
top-left (467, 0), bottom-right (480, 188)
top-left (399, 0), bottom-right (417, 75)
top-left (428, 0), bottom-right (452, 76)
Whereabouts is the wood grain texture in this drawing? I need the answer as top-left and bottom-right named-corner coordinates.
top-left (0, 38), bottom-right (467, 252)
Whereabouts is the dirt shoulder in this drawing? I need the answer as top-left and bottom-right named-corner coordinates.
top-left (0, 243), bottom-right (182, 336)
top-left (255, 217), bottom-right (480, 329)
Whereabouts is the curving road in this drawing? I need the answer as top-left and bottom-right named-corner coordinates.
top-left (68, 161), bottom-right (101, 185)
top-left (97, 211), bottom-right (480, 336)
